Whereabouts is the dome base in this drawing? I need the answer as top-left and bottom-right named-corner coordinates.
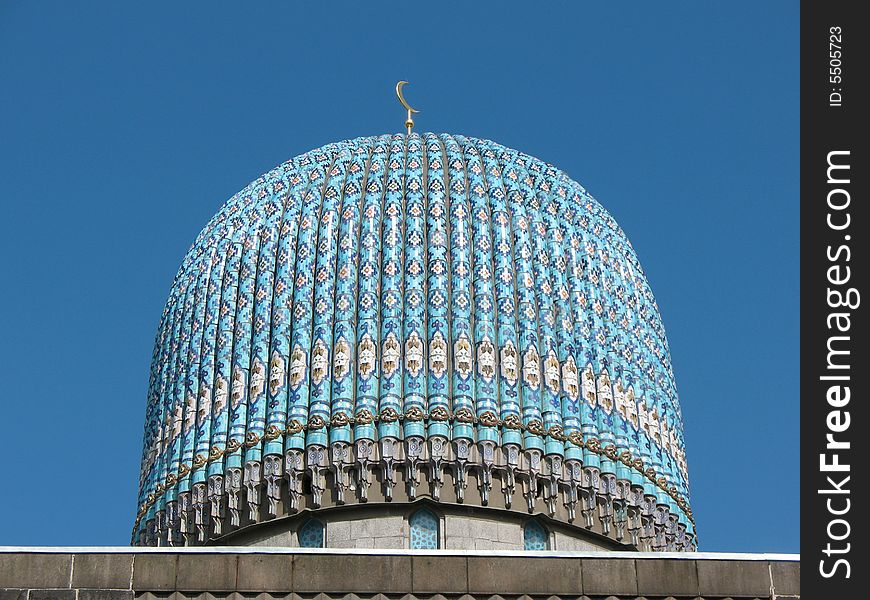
top-left (139, 438), bottom-right (694, 551)
top-left (215, 502), bottom-right (625, 551)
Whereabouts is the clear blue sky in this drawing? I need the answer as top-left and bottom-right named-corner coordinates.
top-left (0, 2), bottom-right (798, 551)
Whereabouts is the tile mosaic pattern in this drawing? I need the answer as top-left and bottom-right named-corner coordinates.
top-left (523, 520), bottom-right (549, 551)
top-left (134, 134), bottom-right (693, 550)
top-left (409, 508), bottom-right (440, 549)
top-left (298, 519), bottom-right (325, 548)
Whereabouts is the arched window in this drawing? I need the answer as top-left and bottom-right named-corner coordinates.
top-left (409, 508), bottom-right (439, 549)
top-left (523, 520), bottom-right (549, 551)
top-left (298, 518), bottom-right (325, 548)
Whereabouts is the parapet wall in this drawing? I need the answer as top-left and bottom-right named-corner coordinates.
top-left (0, 548), bottom-right (799, 599)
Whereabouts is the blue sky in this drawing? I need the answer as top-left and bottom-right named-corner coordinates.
top-left (0, 2), bottom-right (798, 551)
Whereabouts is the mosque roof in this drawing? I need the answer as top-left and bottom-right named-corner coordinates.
top-left (134, 133), bottom-right (693, 549)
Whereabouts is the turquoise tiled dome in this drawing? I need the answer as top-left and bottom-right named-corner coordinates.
top-left (135, 133), bottom-right (694, 550)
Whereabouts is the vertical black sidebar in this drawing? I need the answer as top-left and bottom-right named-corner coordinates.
top-left (801, 1), bottom-right (868, 597)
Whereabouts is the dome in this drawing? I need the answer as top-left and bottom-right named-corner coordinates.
top-left (134, 133), bottom-right (694, 551)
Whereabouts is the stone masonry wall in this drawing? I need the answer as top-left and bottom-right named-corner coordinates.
top-left (216, 504), bottom-right (620, 551)
top-left (0, 549), bottom-right (799, 599)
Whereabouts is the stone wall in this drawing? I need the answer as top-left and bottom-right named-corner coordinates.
top-left (0, 549), bottom-right (799, 599)
top-left (444, 515), bottom-right (519, 550)
top-left (325, 514), bottom-right (406, 549)
top-left (217, 503), bottom-right (620, 551)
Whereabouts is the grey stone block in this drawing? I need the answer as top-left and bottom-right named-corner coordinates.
top-left (554, 533), bottom-right (601, 551)
top-left (697, 559), bottom-right (771, 597)
top-left (325, 521), bottom-right (351, 543)
top-left (251, 531), bottom-right (294, 547)
top-left (496, 522), bottom-right (520, 545)
top-left (176, 554), bottom-right (238, 592)
top-left (444, 536), bottom-right (474, 550)
top-left (78, 590), bottom-right (135, 600)
top-left (467, 557), bottom-right (580, 595)
top-left (444, 516), bottom-right (471, 536)
top-left (411, 556), bottom-right (467, 594)
top-left (350, 516), bottom-right (403, 540)
top-left (635, 558), bottom-right (698, 597)
top-left (489, 541), bottom-right (517, 551)
top-left (464, 519), bottom-right (492, 543)
top-left (0, 553), bottom-right (72, 588)
top-left (540, 558), bottom-right (583, 596)
top-left (0, 590), bottom-right (27, 600)
top-left (131, 554), bottom-right (178, 591)
top-left (236, 555), bottom-right (293, 592)
top-left (472, 539), bottom-right (494, 551)
top-left (72, 554), bottom-right (134, 589)
top-left (293, 554), bottom-right (411, 593)
top-left (28, 591), bottom-right (76, 600)
top-left (770, 560), bottom-right (800, 596)
top-left (370, 536), bottom-right (403, 549)
top-left (581, 558), bottom-right (638, 597)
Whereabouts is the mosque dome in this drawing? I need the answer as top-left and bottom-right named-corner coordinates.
top-left (134, 133), bottom-right (694, 551)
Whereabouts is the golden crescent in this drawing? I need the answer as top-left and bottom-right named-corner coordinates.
top-left (396, 81), bottom-right (420, 114)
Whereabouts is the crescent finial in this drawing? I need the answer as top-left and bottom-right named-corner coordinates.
top-left (396, 81), bottom-right (420, 134)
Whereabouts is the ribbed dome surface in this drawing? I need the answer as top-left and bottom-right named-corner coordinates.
top-left (135, 133), bottom-right (693, 549)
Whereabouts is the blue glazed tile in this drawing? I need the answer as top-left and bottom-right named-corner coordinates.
top-left (134, 133), bottom-right (695, 544)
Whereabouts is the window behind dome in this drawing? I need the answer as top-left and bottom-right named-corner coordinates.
top-left (523, 520), bottom-right (549, 551)
top-left (409, 508), bottom-right (439, 549)
top-left (298, 518), bottom-right (324, 548)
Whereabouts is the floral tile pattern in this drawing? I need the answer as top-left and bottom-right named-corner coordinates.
top-left (134, 134), bottom-right (694, 551)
